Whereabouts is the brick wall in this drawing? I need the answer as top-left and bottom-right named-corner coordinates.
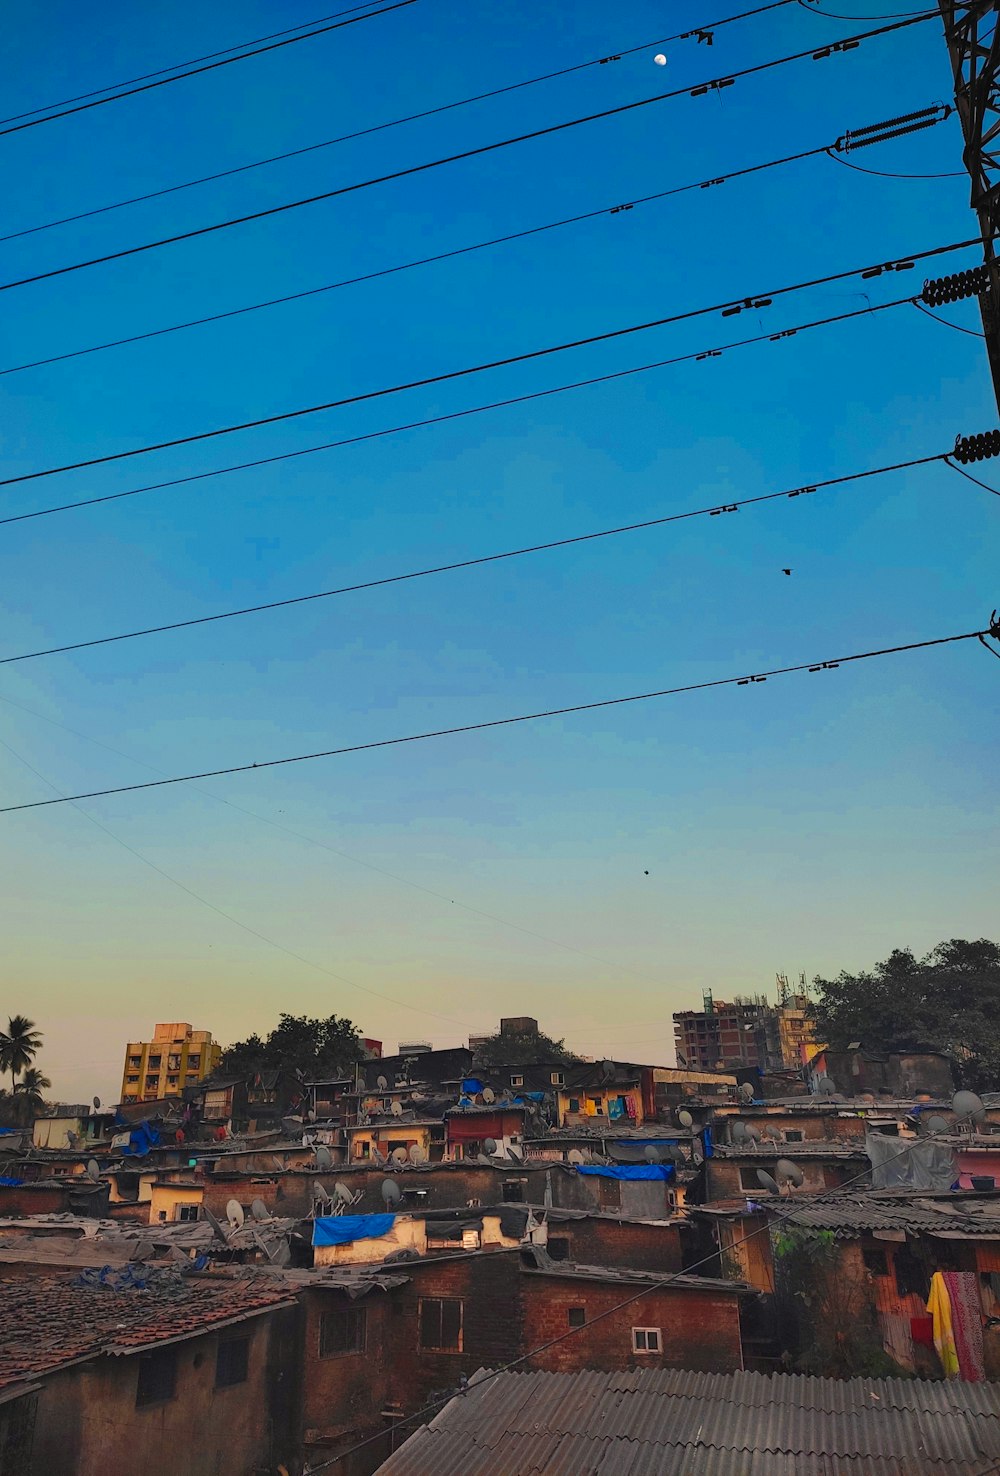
top-left (705, 1157), bottom-right (859, 1200)
top-left (549, 1218), bottom-right (682, 1274)
top-left (301, 1287), bottom-right (392, 1449)
top-left (520, 1271), bottom-right (743, 1373)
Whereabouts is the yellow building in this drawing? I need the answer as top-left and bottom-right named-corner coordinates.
top-left (121, 1022), bottom-right (221, 1104)
top-left (776, 996), bottom-right (818, 1069)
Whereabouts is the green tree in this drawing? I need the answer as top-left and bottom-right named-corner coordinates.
top-left (12, 1066), bottom-right (51, 1125)
top-left (812, 938), bottom-right (1000, 1090)
top-left (473, 1025), bottom-right (580, 1070)
top-left (0, 1015), bottom-right (42, 1095)
top-left (219, 1012), bottom-right (364, 1081)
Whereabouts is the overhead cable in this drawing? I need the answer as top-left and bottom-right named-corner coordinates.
top-left (0, 236), bottom-right (976, 491)
top-left (0, 297), bottom-right (939, 522)
top-left (0, 0), bottom-right (418, 141)
top-left (0, 14), bottom-right (937, 296)
top-left (0, 0), bottom-right (801, 240)
top-left (0, 624), bottom-right (990, 815)
top-left (0, 106), bottom-right (951, 380)
top-left (0, 453), bottom-right (946, 668)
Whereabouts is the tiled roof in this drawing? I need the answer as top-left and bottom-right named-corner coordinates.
top-left (710, 1141), bottom-right (868, 1158)
top-left (0, 1273), bottom-right (295, 1391)
top-left (375, 1368), bottom-right (1000, 1475)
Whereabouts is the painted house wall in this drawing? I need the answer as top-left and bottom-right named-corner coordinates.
top-left (148, 1181), bottom-right (204, 1224)
top-left (313, 1213), bottom-right (524, 1267)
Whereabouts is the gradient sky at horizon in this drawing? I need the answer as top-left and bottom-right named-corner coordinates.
top-left (0, 0), bottom-right (996, 1103)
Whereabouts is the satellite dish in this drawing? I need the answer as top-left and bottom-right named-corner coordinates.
top-left (677, 1109), bottom-right (694, 1129)
top-left (409, 1144), bottom-right (427, 1165)
top-left (250, 1198), bottom-right (269, 1221)
top-left (507, 1144), bottom-right (524, 1161)
top-left (391, 1147), bottom-right (408, 1166)
top-left (271, 1240), bottom-right (291, 1267)
top-left (376, 1076), bottom-right (389, 1091)
top-left (226, 1198), bottom-right (245, 1230)
top-left (816, 1077), bottom-right (836, 1097)
top-left (370, 1144), bottom-right (387, 1165)
top-left (601, 1060), bottom-right (615, 1080)
top-left (66, 1131), bottom-right (79, 1150)
top-left (739, 1082), bottom-right (755, 1102)
top-left (202, 1205), bottom-right (228, 1243)
top-left (954, 1090), bottom-right (987, 1125)
top-left (756, 1169), bottom-right (779, 1193)
top-left (775, 1158), bottom-right (805, 1187)
top-left (306, 1109), bottom-right (317, 1122)
top-left (314, 1145), bottom-right (333, 1170)
top-left (763, 1124), bottom-right (783, 1142)
top-left (691, 1141), bottom-right (705, 1165)
top-left (568, 1149), bottom-right (586, 1165)
top-left (333, 1181), bottom-right (356, 1205)
top-left (382, 1178), bottom-right (402, 1207)
top-left (745, 1125), bottom-right (761, 1143)
top-left (390, 1100), bottom-right (404, 1117)
top-left (86, 1159), bottom-right (101, 1182)
top-left (731, 1121), bottom-right (748, 1143)
top-left (313, 1180), bottom-right (332, 1205)
top-left (483, 1137), bottom-right (498, 1155)
top-left (482, 1086), bottom-right (496, 1104)
top-left (644, 1145), bottom-right (661, 1162)
top-left (92, 1096), bottom-right (102, 1111)
top-left (925, 1113), bottom-right (949, 1135)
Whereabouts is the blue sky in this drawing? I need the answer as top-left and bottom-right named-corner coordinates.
top-left (0, 0), bottom-right (996, 1101)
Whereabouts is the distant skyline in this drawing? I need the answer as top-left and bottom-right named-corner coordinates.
top-left (1, 0), bottom-right (995, 1104)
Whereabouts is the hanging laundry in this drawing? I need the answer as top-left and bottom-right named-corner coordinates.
top-left (608, 1097), bottom-right (624, 1121)
top-left (927, 1271), bottom-right (960, 1378)
top-left (943, 1271), bottom-right (986, 1381)
top-left (624, 1095), bottom-right (638, 1120)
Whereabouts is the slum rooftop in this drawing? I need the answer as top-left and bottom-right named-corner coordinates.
top-left (376, 1366), bottom-right (1000, 1475)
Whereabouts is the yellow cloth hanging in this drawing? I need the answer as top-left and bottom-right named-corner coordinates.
top-left (927, 1270), bottom-right (960, 1378)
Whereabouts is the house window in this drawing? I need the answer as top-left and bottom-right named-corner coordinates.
top-left (551, 1072), bottom-right (564, 1087)
top-left (598, 1177), bottom-right (621, 1210)
top-left (188, 1054), bottom-right (200, 1070)
top-left (320, 1307), bottom-right (367, 1357)
top-left (148, 1056), bottom-right (161, 1069)
top-left (129, 1056), bottom-right (142, 1068)
top-left (784, 1130), bottom-right (803, 1143)
top-left (632, 1327), bottom-right (662, 1354)
top-left (176, 1204), bottom-right (199, 1223)
top-left (215, 1335), bottom-right (250, 1388)
top-left (548, 1236), bottom-right (570, 1262)
top-left (135, 1348), bottom-right (177, 1407)
top-left (510, 1075), bottom-right (524, 1088)
top-left (419, 1297), bottom-right (463, 1351)
top-left (862, 1246), bottom-right (889, 1277)
top-left (568, 1306), bottom-right (586, 1328)
top-left (589, 1097), bottom-right (604, 1116)
top-left (568, 1098), bottom-right (580, 1113)
top-left (739, 1167), bottom-right (776, 1192)
top-left (502, 1179), bottom-right (526, 1203)
top-left (894, 1243), bottom-right (930, 1300)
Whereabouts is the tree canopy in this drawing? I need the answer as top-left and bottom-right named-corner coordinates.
top-left (0, 1015), bottom-right (42, 1094)
top-left (219, 1012), bottom-right (365, 1081)
top-left (811, 938), bottom-right (1000, 1090)
top-left (473, 1025), bottom-right (580, 1070)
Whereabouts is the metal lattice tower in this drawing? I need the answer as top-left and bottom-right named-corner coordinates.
top-left (938, 0), bottom-right (1000, 410)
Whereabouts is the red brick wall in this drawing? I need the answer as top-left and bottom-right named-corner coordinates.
top-left (301, 1288), bottom-right (392, 1448)
top-left (550, 1219), bottom-right (683, 1274)
top-left (520, 1273), bottom-right (743, 1373)
top-left (0, 1184), bottom-right (73, 1216)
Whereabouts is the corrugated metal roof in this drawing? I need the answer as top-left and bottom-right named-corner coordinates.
top-left (769, 1196), bottom-right (1000, 1235)
top-left (375, 1369), bottom-right (1000, 1475)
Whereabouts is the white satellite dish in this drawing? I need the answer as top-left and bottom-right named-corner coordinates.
top-left (333, 1181), bottom-right (356, 1206)
top-left (376, 1075), bottom-right (389, 1091)
top-left (313, 1180), bottom-right (333, 1205)
top-left (775, 1158), bottom-right (805, 1188)
top-left (86, 1159), bottom-right (101, 1183)
top-left (250, 1198), bottom-right (269, 1221)
top-left (644, 1145), bottom-right (661, 1162)
top-left (409, 1144), bottom-right (427, 1164)
top-left (390, 1100), bottom-right (404, 1117)
top-left (763, 1124), bottom-right (783, 1143)
top-left (730, 1120), bottom-right (748, 1143)
top-left (567, 1148), bottom-right (585, 1165)
top-left (756, 1169), bottom-right (779, 1193)
top-left (482, 1086), bottom-right (496, 1104)
top-left (677, 1109), bottom-right (694, 1129)
top-left (745, 1125), bottom-right (761, 1143)
top-left (382, 1178), bottom-right (402, 1207)
top-left (925, 1113), bottom-right (949, 1135)
top-left (954, 1090), bottom-right (987, 1126)
top-left (314, 1145), bottom-right (333, 1170)
top-left (226, 1198), bottom-right (245, 1230)
top-left (92, 1096), bottom-right (102, 1111)
top-left (739, 1082), bottom-right (755, 1103)
top-left (391, 1147), bottom-right (408, 1165)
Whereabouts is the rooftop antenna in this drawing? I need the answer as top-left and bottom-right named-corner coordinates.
top-left (370, 1143), bottom-right (387, 1165)
top-left (409, 1144), bottom-right (427, 1165)
top-left (226, 1198), bottom-right (245, 1231)
top-left (744, 1125), bottom-right (761, 1145)
top-left (816, 1076), bottom-right (836, 1097)
top-left (644, 1145), bottom-right (661, 1163)
top-left (953, 1090), bottom-right (987, 1128)
top-left (381, 1178), bottom-right (402, 1208)
top-left (925, 1113), bottom-right (949, 1135)
top-left (739, 1082), bottom-right (755, 1103)
top-left (202, 1205), bottom-right (229, 1243)
top-left (250, 1198), bottom-right (270, 1222)
top-left (775, 1158), bottom-right (805, 1189)
top-left (313, 1180), bottom-right (333, 1210)
top-left (391, 1147), bottom-right (408, 1166)
top-left (677, 1109), bottom-right (694, 1129)
top-left (86, 1159), bottom-right (101, 1183)
top-left (314, 1145), bottom-right (333, 1170)
top-left (376, 1075), bottom-right (389, 1092)
top-left (482, 1086), bottom-right (496, 1104)
top-left (762, 1124), bottom-right (783, 1143)
top-left (567, 1148), bottom-right (586, 1165)
top-left (483, 1138), bottom-right (498, 1156)
top-left (756, 1168), bottom-right (779, 1194)
top-left (600, 1060), bottom-right (615, 1081)
top-left (390, 1100), bottom-right (404, 1117)
top-left (333, 1181), bottom-right (360, 1208)
top-left (730, 1120), bottom-right (748, 1143)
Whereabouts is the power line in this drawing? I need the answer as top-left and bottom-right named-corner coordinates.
top-left (0, 736), bottom-right (475, 1030)
top-left (0, 14), bottom-right (936, 296)
top-left (305, 1100), bottom-right (994, 1470)
top-left (0, 0), bottom-right (801, 243)
top-left (0, 0), bottom-right (418, 141)
top-left (1, 233), bottom-right (975, 490)
top-left (0, 107), bottom-right (951, 380)
top-left (945, 457), bottom-right (1000, 497)
top-left (0, 296), bottom-right (929, 525)
top-left (0, 624), bottom-right (988, 816)
top-left (0, 452), bottom-right (945, 668)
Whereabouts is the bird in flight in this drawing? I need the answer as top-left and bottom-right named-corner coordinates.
top-left (782, 568), bottom-right (792, 576)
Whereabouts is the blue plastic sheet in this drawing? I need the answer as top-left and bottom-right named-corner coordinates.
top-left (313, 1213), bottom-right (396, 1246)
top-left (461, 1078), bottom-right (484, 1095)
top-left (574, 1164), bottom-right (675, 1181)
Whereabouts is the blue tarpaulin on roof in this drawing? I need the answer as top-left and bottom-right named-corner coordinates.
top-left (574, 1164), bottom-right (675, 1181)
top-left (313, 1213), bottom-right (396, 1247)
top-left (0, 1176), bottom-right (23, 1186)
top-left (461, 1079), bottom-right (484, 1095)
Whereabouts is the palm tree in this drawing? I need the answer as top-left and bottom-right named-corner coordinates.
top-left (13, 1066), bottom-right (50, 1125)
top-left (0, 1016), bottom-right (42, 1094)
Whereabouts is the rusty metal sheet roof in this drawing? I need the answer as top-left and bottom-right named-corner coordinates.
top-left (375, 1368), bottom-right (1000, 1475)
